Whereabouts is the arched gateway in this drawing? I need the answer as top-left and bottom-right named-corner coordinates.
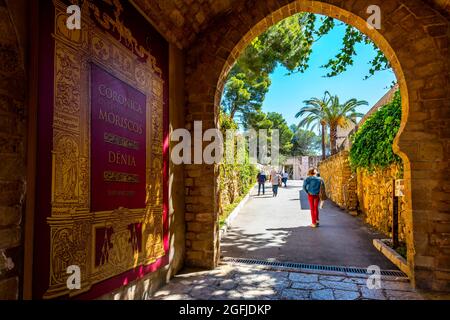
top-left (183, 0), bottom-right (449, 292)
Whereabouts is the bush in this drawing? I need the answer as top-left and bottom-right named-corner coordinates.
top-left (218, 112), bottom-right (258, 223)
top-left (349, 90), bottom-right (402, 172)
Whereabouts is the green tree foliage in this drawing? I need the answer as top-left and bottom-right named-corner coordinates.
top-left (267, 112), bottom-right (294, 155)
top-left (221, 13), bottom-right (390, 122)
top-left (325, 95), bottom-right (367, 154)
top-left (242, 110), bottom-right (273, 131)
top-left (241, 110), bottom-right (294, 157)
top-left (349, 91), bottom-right (402, 171)
top-left (220, 107), bottom-right (239, 131)
top-left (241, 110), bottom-right (273, 161)
top-left (237, 13), bottom-right (319, 78)
top-left (222, 13), bottom-right (318, 121)
top-left (290, 125), bottom-right (321, 156)
top-left (222, 70), bottom-right (270, 119)
top-left (322, 24), bottom-right (390, 79)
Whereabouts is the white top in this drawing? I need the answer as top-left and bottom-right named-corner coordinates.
top-left (271, 174), bottom-right (281, 185)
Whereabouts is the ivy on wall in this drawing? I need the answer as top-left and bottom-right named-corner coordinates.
top-left (349, 90), bottom-right (402, 172)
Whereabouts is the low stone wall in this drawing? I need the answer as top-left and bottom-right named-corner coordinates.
top-left (319, 151), bottom-right (407, 243)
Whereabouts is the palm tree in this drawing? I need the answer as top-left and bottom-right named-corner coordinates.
top-left (325, 95), bottom-right (367, 155)
top-left (296, 92), bottom-right (367, 157)
top-left (295, 91), bottom-right (332, 160)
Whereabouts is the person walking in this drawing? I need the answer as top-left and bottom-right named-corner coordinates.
top-left (303, 168), bottom-right (324, 228)
top-left (257, 171), bottom-right (267, 196)
top-left (271, 171), bottom-right (282, 197)
top-left (282, 171), bottom-right (289, 187)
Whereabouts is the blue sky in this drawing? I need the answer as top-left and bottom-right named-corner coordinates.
top-left (262, 19), bottom-right (397, 128)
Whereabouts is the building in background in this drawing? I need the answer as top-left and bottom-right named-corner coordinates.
top-left (283, 156), bottom-right (321, 179)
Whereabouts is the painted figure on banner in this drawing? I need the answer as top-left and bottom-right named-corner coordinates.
top-left (53, 230), bottom-right (73, 282)
top-left (153, 158), bottom-right (162, 206)
top-left (58, 137), bottom-right (78, 200)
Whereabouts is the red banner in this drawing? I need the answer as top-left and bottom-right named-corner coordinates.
top-left (90, 64), bottom-right (147, 211)
top-left (34, 0), bottom-right (169, 300)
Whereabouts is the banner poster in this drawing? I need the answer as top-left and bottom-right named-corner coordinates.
top-left (34, 0), bottom-right (169, 299)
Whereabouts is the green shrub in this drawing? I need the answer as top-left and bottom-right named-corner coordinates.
top-left (218, 111), bottom-right (258, 224)
top-left (349, 90), bottom-right (402, 172)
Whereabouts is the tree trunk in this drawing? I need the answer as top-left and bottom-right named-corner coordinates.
top-left (321, 123), bottom-right (326, 160)
top-left (330, 125), bottom-right (337, 155)
top-left (229, 108), bottom-right (236, 120)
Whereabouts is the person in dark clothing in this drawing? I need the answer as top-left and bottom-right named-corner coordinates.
top-left (282, 171), bottom-right (289, 187)
top-left (257, 171), bottom-right (267, 196)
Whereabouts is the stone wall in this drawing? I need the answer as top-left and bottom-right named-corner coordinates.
top-left (319, 151), bottom-right (358, 211)
top-left (319, 151), bottom-right (408, 243)
top-left (133, 1), bottom-right (450, 50)
top-left (356, 164), bottom-right (408, 243)
top-left (0, 0), bottom-right (28, 300)
top-left (167, 45), bottom-right (187, 281)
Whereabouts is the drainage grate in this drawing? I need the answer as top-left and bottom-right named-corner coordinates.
top-left (222, 257), bottom-right (407, 278)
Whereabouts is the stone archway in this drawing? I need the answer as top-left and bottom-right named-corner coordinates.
top-left (184, 0), bottom-right (449, 291)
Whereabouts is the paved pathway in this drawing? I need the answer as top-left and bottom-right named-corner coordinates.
top-left (221, 180), bottom-right (396, 269)
top-left (151, 180), bottom-right (426, 300)
top-left (152, 263), bottom-right (423, 300)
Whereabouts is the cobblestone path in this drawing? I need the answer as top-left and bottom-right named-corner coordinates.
top-left (152, 263), bottom-right (423, 300)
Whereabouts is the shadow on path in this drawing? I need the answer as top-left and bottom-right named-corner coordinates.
top-left (221, 180), bottom-right (397, 270)
top-left (299, 188), bottom-right (311, 210)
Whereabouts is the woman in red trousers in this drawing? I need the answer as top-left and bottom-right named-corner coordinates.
top-left (303, 168), bottom-right (325, 228)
